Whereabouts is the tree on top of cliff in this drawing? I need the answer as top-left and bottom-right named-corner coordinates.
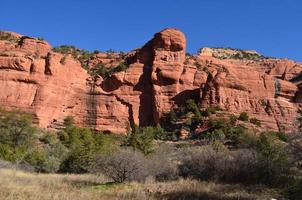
top-left (53, 45), bottom-right (93, 69)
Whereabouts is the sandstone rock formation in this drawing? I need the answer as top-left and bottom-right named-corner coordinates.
top-left (0, 29), bottom-right (301, 134)
top-left (199, 47), bottom-right (262, 60)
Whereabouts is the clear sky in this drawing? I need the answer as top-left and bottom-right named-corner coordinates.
top-left (1, 0), bottom-right (301, 61)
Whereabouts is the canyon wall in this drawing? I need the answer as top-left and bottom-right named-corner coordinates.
top-left (0, 29), bottom-right (301, 134)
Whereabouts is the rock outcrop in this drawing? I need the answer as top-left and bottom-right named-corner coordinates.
top-left (0, 29), bottom-right (301, 134)
top-left (199, 47), bottom-right (262, 60)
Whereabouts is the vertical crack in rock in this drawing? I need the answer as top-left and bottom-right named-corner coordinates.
top-left (192, 69), bottom-right (199, 86)
top-left (114, 95), bottom-right (135, 128)
top-left (262, 75), bottom-right (267, 89)
top-left (137, 64), bottom-right (155, 126)
top-left (151, 84), bottom-right (158, 124)
top-left (86, 80), bottom-right (97, 130)
top-left (26, 56), bottom-right (36, 74)
top-left (29, 63), bottom-right (35, 73)
top-left (274, 78), bottom-right (281, 98)
top-left (30, 88), bottom-right (39, 106)
top-left (275, 98), bottom-right (285, 117)
top-left (281, 66), bottom-right (288, 80)
top-left (264, 100), bottom-right (282, 132)
top-left (132, 38), bottom-right (156, 126)
top-left (44, 53), bottom-right (52, 75)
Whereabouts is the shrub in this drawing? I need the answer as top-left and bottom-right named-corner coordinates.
top-left (200, 110), bottom-right (211, 117)
top-left (208, 118), bottom-right (232, 132)
top-left (255, 133), bottom-right (291, 186)
top-left (205, 117), bottom-right (258, 148)
top-left (226, 125), bottom-right (248, 145)
top-left (53, 45), bottom-right (77, 54)
top-left (93, 133), bottom-right (121, 155)
top-left (203, 118), bottom-right (231, 144)
top-left (163, 110), bottom-right (178, 128)
top-left (113, 62), bottom-right (128, 73)
top-left (207, 106), bottom-right (220, 114)
top-left (161, 99), bottom-right (204, 136)
top-left (0, 159), bottom-right (13, 169)
top-left (184, 99), bottom-right (201, 117)
top-left (58, 116), bottom-right (121, 173)
top-left (106, 49), bottom-right (116, 53)
top-left (250, 117), bottom-right (261, 126)
top-left (288, 132), bottom-right (302, 171)
top-left (0, 109), bottom-right (37, 162)
top-left (58, 126), bottom-right (101, 173)
top-left (201, 106), bottom-right (220, 117)
top-left (0, 111), bottom-right (125, 173)
top-left (60, 56), bottom-right (67, 65)
top-left (206, 129), bottom-right (226, 142)
top-left (24, 147), bottom-right (48, 171)
top-left (147, 144), bottom-right (179, 181)
top-left (0, 158), bottom-right (34, 172)
top-left (126, 125), bottom-right (154, 155)
top-left (276, 131), bottom-right (288, 142)
top-left (91, 148), bottom-right (147, 183)
top-left (40, 146), bottom-right (67, 172)
top-left (53, 45), bottom-right (92, 69)
top-left (194, 62), bottom-right (202, 69)
top-left (200, 106), bottom-right (220, 117)
top-left (227, 50), bottom-right (266, 60)
top-left (91, 64), bottom-right (109, 78)
top-left (0, 109), bottom-right (70, 172)
top-left (184, 58), bottom-right (189, 65)
top-left (0, 31), bottom-right (19, 43)
top-left (63, 116), bottom-right (75, 127)
top-left (211, 140), bottom-right (228, 152)
top-left (184, 114), bottom-right (202, 132)
top-left (151, 125), bottom-right (168, 140)
top-left (178, 146), bottom-right (226, 180)
top-left (38, 131), bottom-right (68, 172)
top-left (286, 179), bottom-right (302, 200)
top-left (238, 112), bottom-right (249, 121)
top-left (223, 149), bottom-right (260, 183)
top-left (91, 62), bottom-right (129, 79)
top-left (229, 115), bottom-right (237, 125)
top-left (178, 144), bottom-right (290, 185)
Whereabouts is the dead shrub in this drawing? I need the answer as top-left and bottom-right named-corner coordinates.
top-left (90, 148), bottom-right (148, 183)
top-left (147, 144), bottom-right (179, 182)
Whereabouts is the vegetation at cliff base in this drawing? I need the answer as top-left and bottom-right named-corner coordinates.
top-left (0, 107), bottom-right (301, 199)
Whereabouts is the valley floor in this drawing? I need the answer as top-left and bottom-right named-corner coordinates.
top-left (0, 168), bottom-right (282, 200)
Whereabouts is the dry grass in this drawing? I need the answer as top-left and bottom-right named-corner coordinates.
top-left (0, 168), bottom-right (281, 200)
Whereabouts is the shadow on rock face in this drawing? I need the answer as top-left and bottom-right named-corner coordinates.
top-left (133, 64), bottom-right (155, 126)
top-left (171, 88), bottom-right (200, 107)
top-left (100, 76), bottom-right (123, 92)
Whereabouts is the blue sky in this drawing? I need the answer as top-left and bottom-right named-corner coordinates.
top-left (1, 0), bottom-right (301, 61)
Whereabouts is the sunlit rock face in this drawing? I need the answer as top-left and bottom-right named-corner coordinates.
top-left (0, 29), bottom-right (301, 134)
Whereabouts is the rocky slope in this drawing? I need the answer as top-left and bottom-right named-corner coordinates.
top-left (0, 29), bottom-right (301, 134)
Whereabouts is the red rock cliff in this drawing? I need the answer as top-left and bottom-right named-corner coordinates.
top-left (0, 29), bottom-right (301, 134)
